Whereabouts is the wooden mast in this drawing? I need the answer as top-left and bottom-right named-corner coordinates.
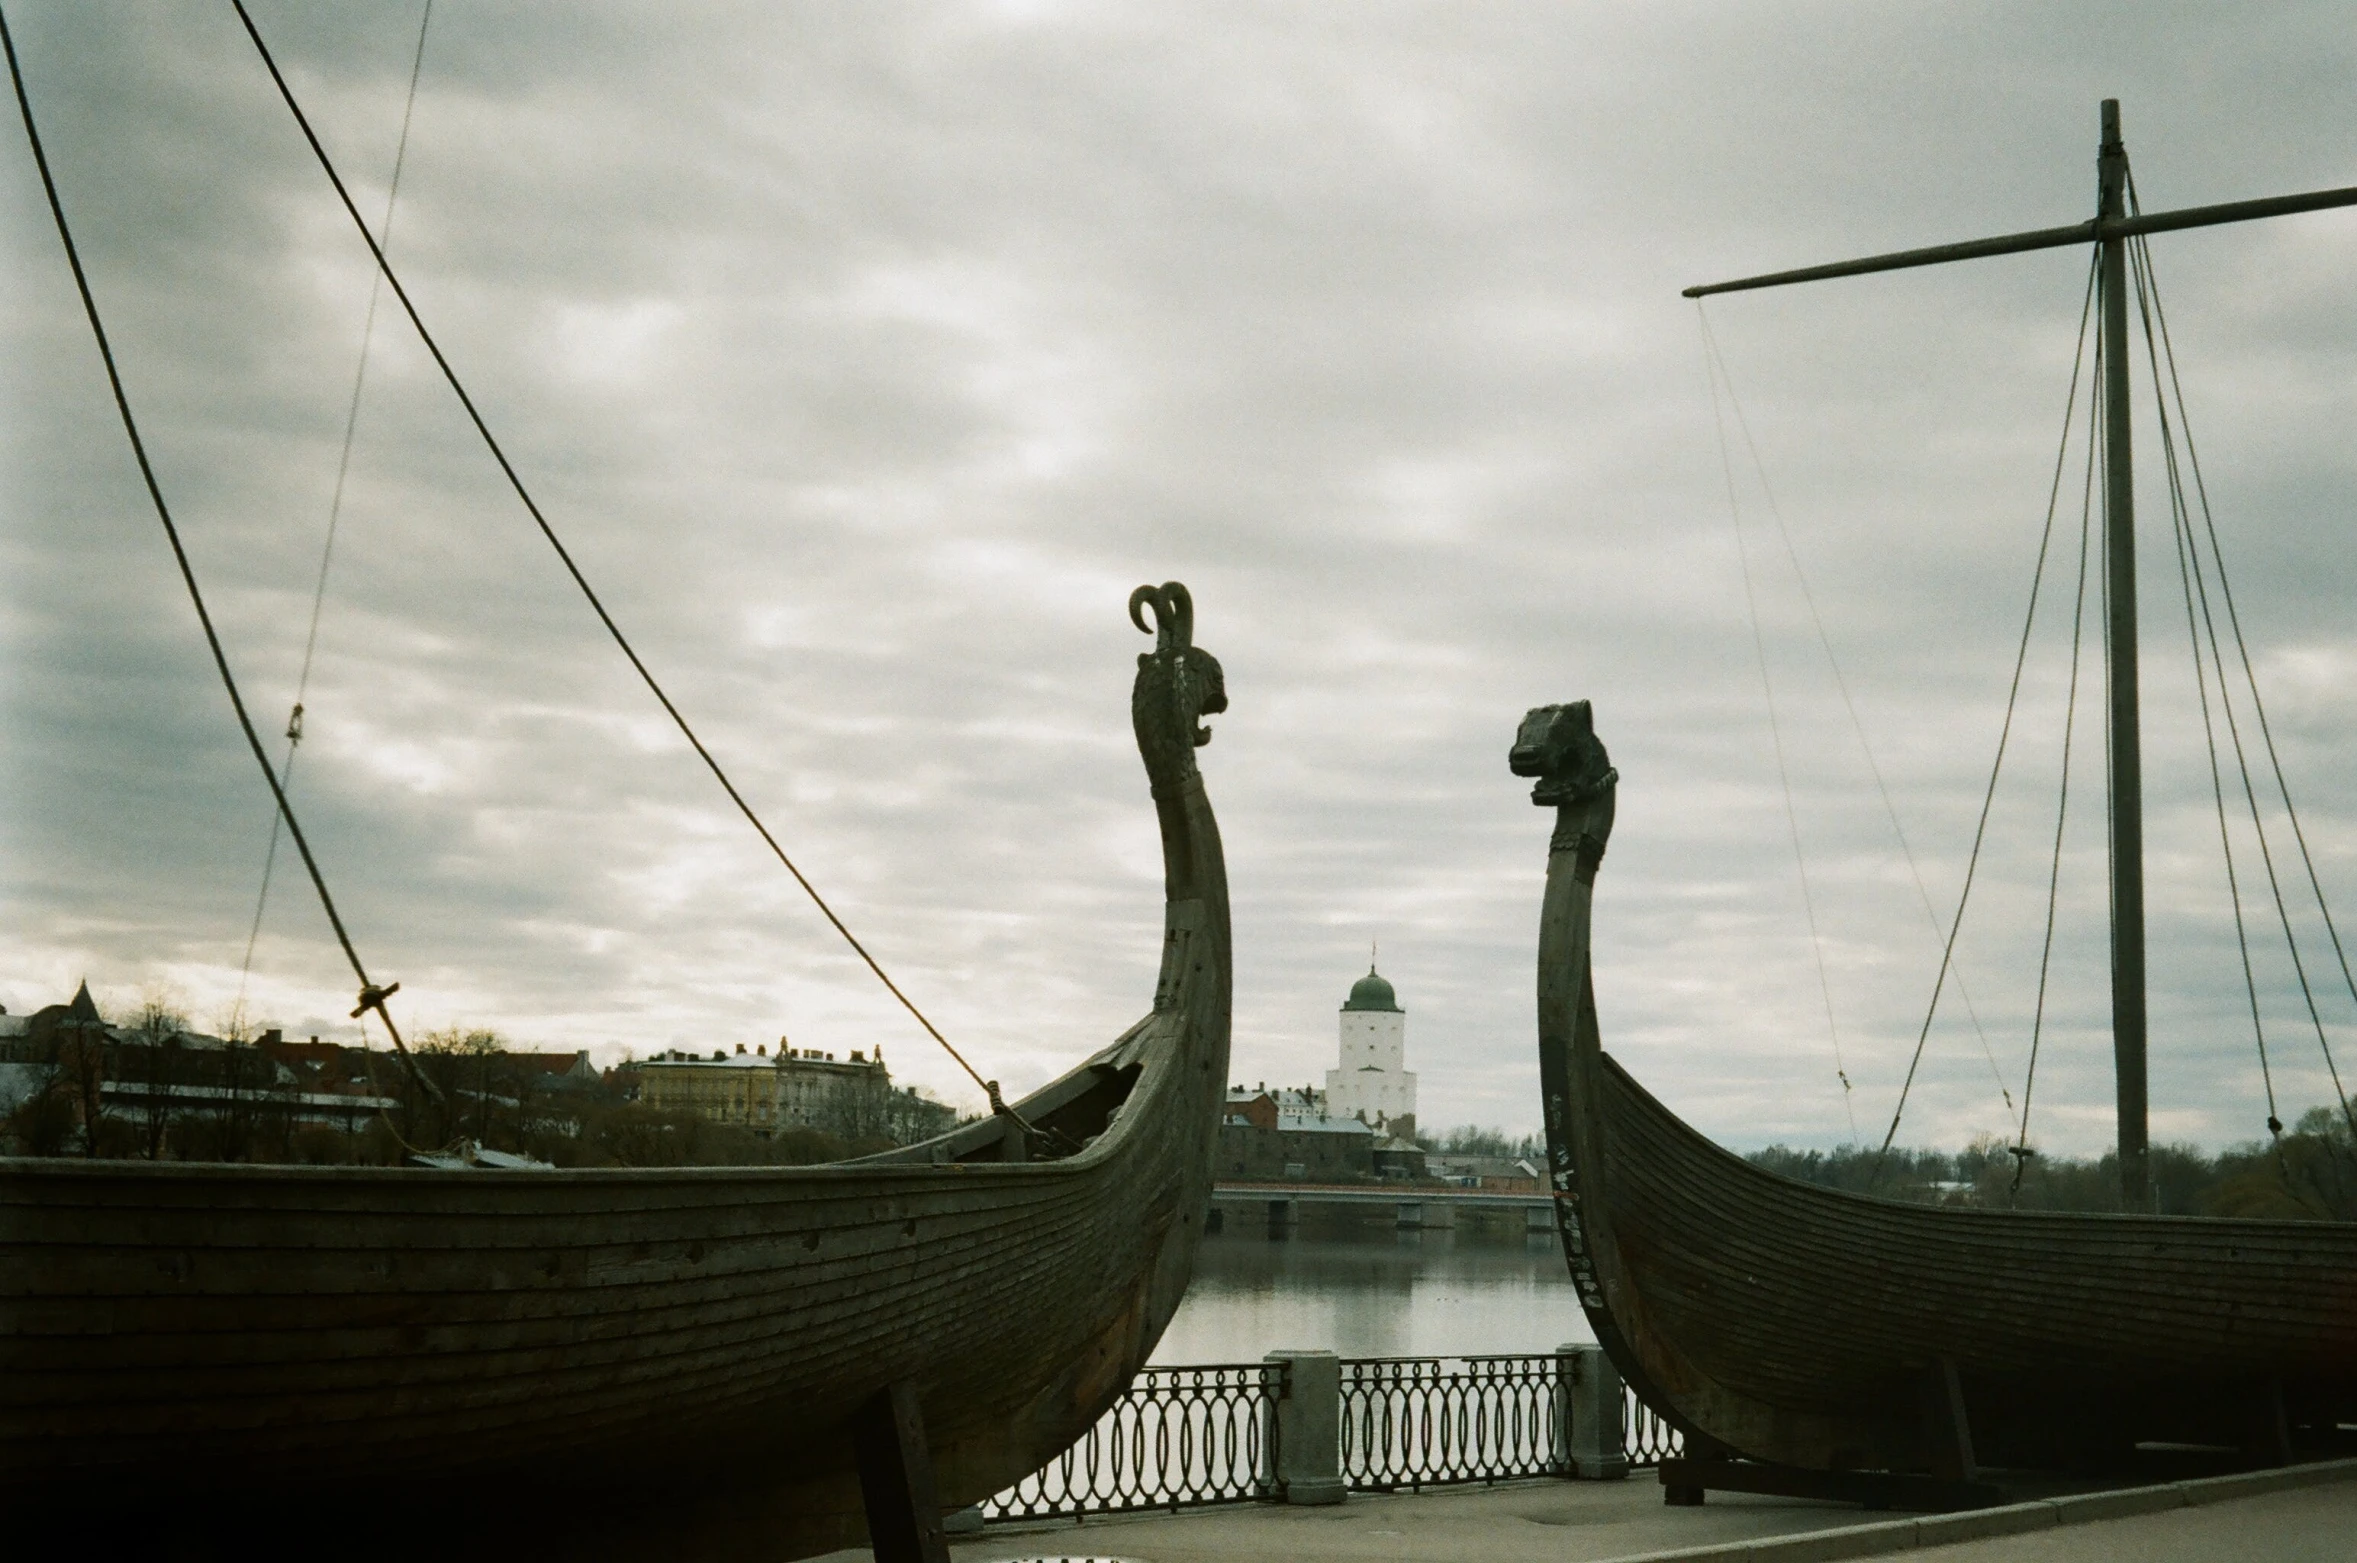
top-left (2095, 101), bottom-right (2149, 1210)
top-left (1683, 101), bottom-right (2357, 1212)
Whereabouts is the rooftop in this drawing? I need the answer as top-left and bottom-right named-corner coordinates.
top-left (1342, 964), bottom-right (1401, 1013)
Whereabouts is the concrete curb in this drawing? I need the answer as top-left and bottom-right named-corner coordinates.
top-left (1600, 1456), bottom-right (2357, 1563)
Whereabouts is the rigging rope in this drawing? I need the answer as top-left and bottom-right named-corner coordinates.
top-left (2129, 217), bottom-right (2351, 1146)
top-left (2155, 348), bottom-right (2279, 1137)
top-left (1699, 313), bottom-right (1856, 1138)
top-left (2136, 243), bottom-right (2280, 1139)
top-left (2014, 372), bottom-right (2102, 1198)
top-left (2127, 174), bottom-right (2357, 1147)
top-left (2, 4), bottom-right (435, 1102)
top-left (1697, 309), bottom-right (2018, 1133)
top-left (228, 2), bottom-right (1012, 1113)
top-left (235, 0), bottom-right (435, 1031)
top-left (1874, 249), bottom-right (2103, 1179)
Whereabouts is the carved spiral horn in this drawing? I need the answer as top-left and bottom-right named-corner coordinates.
top-left (1128, 581), bottom-right (1195, 652)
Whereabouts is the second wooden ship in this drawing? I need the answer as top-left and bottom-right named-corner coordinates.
top-left (1514, 700), bottom-right (2357, 1503)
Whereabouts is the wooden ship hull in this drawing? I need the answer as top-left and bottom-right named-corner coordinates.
top-left (0, 584), bottom-right (1232, 1560)
top-left (1514, 703), bottom-right (2357, 1486)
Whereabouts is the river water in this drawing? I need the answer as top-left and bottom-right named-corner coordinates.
top-left (1147, 1223), bottom-right (1597, 1364)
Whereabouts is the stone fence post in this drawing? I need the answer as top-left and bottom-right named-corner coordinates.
top-left (1557, 1342), bottom-right (1629, 1479)
top-left (1260, 1349), bottom-right (1345, 1504)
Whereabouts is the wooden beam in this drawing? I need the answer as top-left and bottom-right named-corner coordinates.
top-left (852, 1382), bottom-right (951, 1563)
top-left (1921, 1358), bottom-right (1979, 1484)
top-left (1683, 183), bottom-right (2357, 298)
top-left (2245, 1378), bottom-right (2293, 1468)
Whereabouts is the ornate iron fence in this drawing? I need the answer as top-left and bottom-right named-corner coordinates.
top-left (1340, 1355), bottom-right (1562, 1490)
top-left (981, 1362), bottom-right (1276, 1521)
top-left (1624, 1387), bottom-right (1682, 1466)
top-left (982, 1352), bottom-right (1681, 1525)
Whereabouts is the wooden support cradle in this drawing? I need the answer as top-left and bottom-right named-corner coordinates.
top-left (853, 1383), bottom-right (952, 1563)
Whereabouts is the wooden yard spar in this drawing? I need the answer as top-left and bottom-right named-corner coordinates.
top-left (0, 582), bottom-right (1234, 1562)
top-left (1516, 102), bottom-right (2357, 1503)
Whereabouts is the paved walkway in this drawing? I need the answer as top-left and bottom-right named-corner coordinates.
top-left (1907, 1481), bottom-right (2357, 1562)
top-left (808, 1459), bottom-right (2357, 1563)
top-left (948, 1478), bottom-right (1853, 1562)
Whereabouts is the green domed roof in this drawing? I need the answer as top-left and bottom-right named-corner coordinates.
top-left (1342, 965), bottom-right (1401, 1013)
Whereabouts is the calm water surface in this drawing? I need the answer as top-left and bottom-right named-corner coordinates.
top-left (1148, 1225), bottom-right (1597, 1364)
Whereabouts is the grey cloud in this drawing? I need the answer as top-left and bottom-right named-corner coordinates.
top-left (6, 1), bottom-right (2357, 1158)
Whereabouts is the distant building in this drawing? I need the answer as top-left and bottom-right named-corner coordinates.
top-left (1370, 1134), bottom-right (1427, 1180)
top-left (1324, 964), bottom-right (1417, 1141)
top-left (0, 979), bottom-right (105, 1062)
top-left (1425, 1153), bottom-right (1542, 1193)
top-left (776, 1044), bottom-right (891, 1133)
top-left (633, 1039), bottom-right (891, 1136)
top-left (1219, 1085), bottom-right (1374, 1181)
top-left (506, 1047), bottom-right (603, 1094)
top-left (636, 1045), bottom-right (788, 1131)
top-left (255, 1033), bottom-right (397, 1099)
top-left (0, 985), bottom-right (423, 1147)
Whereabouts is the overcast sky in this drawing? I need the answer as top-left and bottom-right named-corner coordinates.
top-left (5, 2), bottom-right (2355, 1157)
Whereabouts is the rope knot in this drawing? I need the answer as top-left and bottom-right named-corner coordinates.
top-left (351, 980), bottom-right (401, 1020)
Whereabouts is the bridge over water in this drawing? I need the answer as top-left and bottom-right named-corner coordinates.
top-left (1209, 1180), bottom-right (1555, 1232)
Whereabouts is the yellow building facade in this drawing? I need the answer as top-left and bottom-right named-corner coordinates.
top-left (632, 1042), bottom-right (891, 1136)
top-left (635, 1051), bottom-right (780, 1130)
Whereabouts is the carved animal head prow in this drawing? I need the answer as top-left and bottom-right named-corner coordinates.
top-left (1131, 581), bottom-right (1227, 782)
top-left (1510, 700), bottom-right (1616, 807)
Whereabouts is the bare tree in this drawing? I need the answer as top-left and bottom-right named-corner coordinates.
top-left (128, 994), bottom-right (190, 1160)
top-left (416, 1027), bottom-right (511, 1149)
top-left (207, 1009), bottom-right (280, 1163)
top-left (56, 1012), bottom-right (110, 1159)
top-left (885, 1086), bottom-right (959, 1145)
top-left (3, 1035), bottom-right (70, 1155)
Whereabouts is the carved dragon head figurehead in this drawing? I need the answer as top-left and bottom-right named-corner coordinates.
top-left (1511, 700), bottom-right (1617, 869)
top-left (1130, 581), bottom-right (1226, 788)
top-left (1510, 700), bottom-right (1617, 807)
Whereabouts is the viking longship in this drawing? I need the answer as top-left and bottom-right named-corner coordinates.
top-left (1, 584), bottom-right (1231, 1560)
top-left (1516, 703), bottom-right (2357, 1500)
top-left (1513, 103), bottom-right (2357, 1506)
top-left (0, 11), bottom-right (1232, 1555)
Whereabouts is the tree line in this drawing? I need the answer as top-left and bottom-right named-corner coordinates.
top-left (1420, 1109), bottom-right (2357, 1220)
top-left (1748, 1105), bottom-right (2357, 1220)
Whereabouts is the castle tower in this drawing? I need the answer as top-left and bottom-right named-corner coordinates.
top-left (1325, 963), bottom-right (1417, 1137)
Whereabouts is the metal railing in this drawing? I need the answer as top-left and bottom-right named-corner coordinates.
top-left (1625, 1388), bottom-right (1682, 1466)
top-left (982, 1362), bottom-right (1276, 1521)
top-left (982, 1352), bottom-right (1680, 1524)
top-left (1341, 1355), bottom-right (1563, 1489)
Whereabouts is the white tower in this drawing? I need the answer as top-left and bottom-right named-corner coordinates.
top-left (1324, 963), bottom-right (1417, 1135)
